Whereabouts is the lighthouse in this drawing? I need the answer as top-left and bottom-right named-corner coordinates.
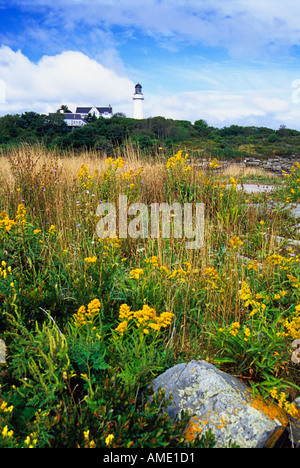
top-left (133, 83), bottom-right (144, 119)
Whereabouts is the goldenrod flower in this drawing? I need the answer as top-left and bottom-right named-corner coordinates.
top-left (229, 235), bottom-right (243, 249)
top-left (73, 299), bottom-right (101, 327)
top-left (105, 434), bottom-right (114, 446)
top-left (84, 256), bottom-right (97, 264)
top-left (114, 304), bottom-right (174, 336)
top-left (209, 158), bottom-right (220, 169)
top-left (2, 426), bottom-right (13, 438)
top-left (166, 150), bottom-right (191, 172)
top-left (114, 320), bottom-right (128, 336)
top-left (15, 204), bottom-right (27, 225)
top-left (0, 401), bottom-right (13, 413)
top-left (229, 322), bottom-right (240, 337)
top-left (0, 213), bottom-right (17, 232)
top-left (129, 268), bottom-right (144, 280)
top-left (105, 157), bottom-right (124, 168)
top-left (48, 225), bottom-right (56, 235)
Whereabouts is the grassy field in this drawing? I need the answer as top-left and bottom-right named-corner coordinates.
top-left (0, 144), bottom-right (300, 448)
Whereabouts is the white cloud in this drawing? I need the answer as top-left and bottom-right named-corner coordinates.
top-left (0, 46), bottom-right (134, 115)
top-left (0, 45), bottom-right (300, 130)
top-left (6, 0), bottom-right (300, 57)
top-left (146, 88), bottom-right (300, 130)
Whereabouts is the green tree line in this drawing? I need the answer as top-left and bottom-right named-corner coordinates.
top-left (1, 110), bottom-right (300, 158)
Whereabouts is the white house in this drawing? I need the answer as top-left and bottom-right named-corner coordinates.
top-left (62, 113), bottom-right (88, 128)
top-left (76, 105), bottom-right (113, 119)
top-left (49, 104), bottom-right (113, 129)
top-left (49, 111), bottom-right (88, 129)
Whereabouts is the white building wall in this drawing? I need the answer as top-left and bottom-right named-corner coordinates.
top-left (133, 97), bottom-right (144, 119)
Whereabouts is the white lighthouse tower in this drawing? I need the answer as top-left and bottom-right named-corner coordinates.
top-left (133, 83), bottom-right (144, 119)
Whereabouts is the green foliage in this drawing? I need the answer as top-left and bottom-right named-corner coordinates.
top-left (2, 111), bottom-right (300, 157)
top-left (4, 311), bottom-right (70, 406)
top-left (0, 306), bottom-right (214, 448)
top-left (16, 378), bottom-right (216, 448)
top-left (1, 143), bottom-right (300, 448)
top-left (66, 316), bottom-right (110, 395)
top-left (277, 161), bottom-right (300, 202)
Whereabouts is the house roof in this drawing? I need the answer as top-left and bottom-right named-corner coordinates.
top-left (49, 113), bottom-right (86, 121)
top-left (63, 113), bottom-right (85, 120)
top-left (76, 106), bottom-right (113, 114)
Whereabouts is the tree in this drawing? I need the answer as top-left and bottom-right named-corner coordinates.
top-left (85, 113), bottom-right (97, 123)
top-left (43, 114), bottom-right (68, 136)
top-left (267, 133), bottom-right (279, 144)
top-left (57, 105), bottom-right (72, 113)
top-left (112, 112), bottom-right (127, 118)
top-left (194, 119), bottom-right (209, 136)
top-left (0, 114), bottom-right (21, 142)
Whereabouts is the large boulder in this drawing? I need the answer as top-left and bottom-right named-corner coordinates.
top-left (151, 360), bottom-right (289, 448)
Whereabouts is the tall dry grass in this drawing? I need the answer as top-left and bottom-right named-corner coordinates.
top-left (220, 162), bottom-right (279, 182)
top-left (0, 145), bottom-right (290, 327)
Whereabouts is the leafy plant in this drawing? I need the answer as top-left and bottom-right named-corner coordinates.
top-left (4, 310), bottom-right (70, 406)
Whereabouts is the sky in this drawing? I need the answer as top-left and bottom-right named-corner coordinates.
top-left (1, 0), bottom-right (300, 129)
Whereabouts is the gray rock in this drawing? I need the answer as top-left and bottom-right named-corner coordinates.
top-left (152, 360), bottom-right (289, 448)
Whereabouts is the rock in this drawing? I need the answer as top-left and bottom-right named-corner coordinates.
top-left (288, 397), bottom-right (300, 447)
top-left (0, 339), bottom-right (6, 364)
top-left (151, 360), bottom-right (289, 448)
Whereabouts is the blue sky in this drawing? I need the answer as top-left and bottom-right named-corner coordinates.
top-left (1, 0), bottom-right (300, 129)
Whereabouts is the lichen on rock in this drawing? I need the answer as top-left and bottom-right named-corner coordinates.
top-left (151, 360), bottom-right (289, 448)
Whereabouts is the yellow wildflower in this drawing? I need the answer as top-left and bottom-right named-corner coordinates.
top-left (229, 235), bottom-right (243, 249)
top-left (0, 401), bottom-right (13, 413)
top-left (105, 434), bottom-right (114, 446)
top-left (0, 212), bottom-right (17, 232)
top-left (287, 274), bottom-right (300, 288)
top-left (209, 158), bottom-right (220, 169)
top-left (84, 256), bottom-right (97, 264)
top-left (118, 303), bottom-right (132, 320)
top-left (105, 157), bottom-right (124, 168)
top-left (230, 177), bottom-right (238, 190)
top-left (122, 169), bottom-right (134, 180)
top-left (247, 260), bottom-right (260, 271)
top-left (48, 225), bottom-right (56, 235)
top-left (166, 150), bottom-right (191, 172)
top-left (2, 426), bottom-right (13, 438)
top-left (114, 304), bottom-right (174, 336)
top-left (77, 164), bottom-right (89, 180)
top-left (129, 268), bottom-right (144, 280)
top-left (114, 320), bottom-right (128, 336)
top-left (270, 387), bottom-right (300, 417)
top-left (15, 204), bottom-right (27, 225)
top-left (73, 299), bottom-right (101, 327)
top-left (160, 266), bottom-right (170, 275)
